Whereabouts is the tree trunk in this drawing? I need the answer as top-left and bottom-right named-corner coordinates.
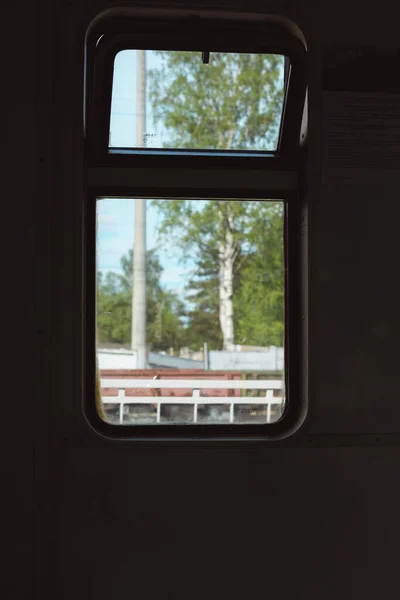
top-left (219, 211), bottom-right (235, 351)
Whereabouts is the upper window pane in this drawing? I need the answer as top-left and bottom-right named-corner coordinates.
top-left (109, 50), bottom-right (286, 152)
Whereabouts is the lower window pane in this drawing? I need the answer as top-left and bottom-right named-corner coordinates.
top-left (96, 197), bottom-right (285, 425)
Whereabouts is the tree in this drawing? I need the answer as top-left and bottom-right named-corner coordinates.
top-left (150, 197), bottom-right (284, 349)
top-left (97, 248), bottom-right (188, 351)
top-left (234, 203), bottom-right (285, 347)
top-left (149, 51), bottom-right (285, 349)
top-left (184, 254), bottom-right (223, 351)
top-left (149, 51), bottom-right (284, 151)
top-left (151, 199), bottom-right (255, 350)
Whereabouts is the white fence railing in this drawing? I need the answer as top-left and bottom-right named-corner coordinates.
top-left (101, 379), bottom-right (284, 424)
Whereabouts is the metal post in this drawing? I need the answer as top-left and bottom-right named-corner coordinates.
top-left (266, 389), bottom-right (273, 423)
top-left (131, 50), bottom-right (147, 368)
top-left (156, 402), bottom-right (161, 424)
top-left (203, 342), bottom-right (209, 370)
top-left (118, 388), bottom-right (125, 424)
top-left (193, 389), bottom-right (200, 423)
top-left (229, 403), bottom-right (234, 424)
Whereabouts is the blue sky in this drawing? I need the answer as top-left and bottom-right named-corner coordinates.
top-left (109, 50), bottom-right (166, 148)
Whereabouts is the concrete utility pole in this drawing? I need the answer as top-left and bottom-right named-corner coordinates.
top-left (131, 50), bottom-right (147, 367)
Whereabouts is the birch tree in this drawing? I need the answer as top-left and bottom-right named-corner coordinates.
top-left (149, 51), bottom-right (284, 350)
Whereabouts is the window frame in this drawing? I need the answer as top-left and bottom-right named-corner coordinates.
top-left (85, 14), bottom-right (306, 162)
top-left (84, 10), bottom-right (308, 441)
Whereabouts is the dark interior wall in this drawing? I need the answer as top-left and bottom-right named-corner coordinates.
top-left (6, 0), bottom-right (43, 597)
top-left (25, 0), bottom-right (400, 598)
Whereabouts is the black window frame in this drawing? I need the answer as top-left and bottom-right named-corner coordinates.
top-left (84, 10), bottom-right (308, 441)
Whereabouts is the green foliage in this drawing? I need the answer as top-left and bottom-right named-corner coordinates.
top-left (97, 249), bottom-right (188, 351)
top-left (234, 203), bottom-right (285, 347)
top-left (99, 51), bottom-right (286, 353)
top-left (149, 51), bottom-right (284, 150)
top-left (150, 198), bottom-right (284, 349)
top-left (147, 50), bottom-right (286, 349)
top-left (97, 202), bottom-right (284, 351)
top-left (184, 255), bottom-right (223, 351)
top-left (151, 199), bottom-right (248, 263)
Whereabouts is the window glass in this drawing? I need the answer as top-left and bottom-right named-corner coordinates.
top-left (109, 50), bottom-right (286, 151)
top-left (96, 197), bottom-right (285, 425)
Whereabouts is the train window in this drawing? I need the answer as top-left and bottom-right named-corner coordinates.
top-left (109, 50), bottom-right (286, 152)
top-left (85, 11), bottom-right (307, 439)
top-left (96, 197), bottom-right (285, 426)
